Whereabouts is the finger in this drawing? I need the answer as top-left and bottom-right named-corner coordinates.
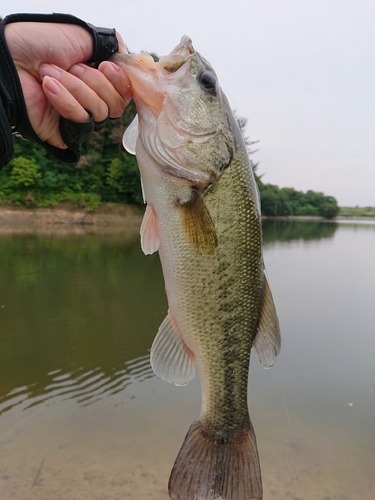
top-left (68, 62), bottom-right (130, 118)
top-left (42, 76), bottom-right (90, 148)
top-left (98, 61), bottom-right (133, 111)
top-left (42, 76), bottom-right (90, 122)
top-left (39, 64), bottom-right (109, 123)
top-left (115, 32), bottom-right (128, 54)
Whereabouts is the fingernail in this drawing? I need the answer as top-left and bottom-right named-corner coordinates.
top-left (69, 64), bottom-right (85, 77)
top-left (43, 76), bottom-right (62, 96)
top-left (40, 64), bottom-right (61, 79)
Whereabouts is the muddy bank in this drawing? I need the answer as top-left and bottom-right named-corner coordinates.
top-left (0, 203), bottom-right (144, 235)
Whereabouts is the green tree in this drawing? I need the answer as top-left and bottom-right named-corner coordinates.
top-left (0, 99), bottom-right (339, 218)
top-left (319, 201), bottom-right (340, 218)
top-left (11, 157), bottom-right (42, 187)
top-left (260, 185), bottom-right (292, 216)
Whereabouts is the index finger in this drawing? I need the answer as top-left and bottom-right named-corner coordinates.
top-left (115, 32), bottom-right (128, 54)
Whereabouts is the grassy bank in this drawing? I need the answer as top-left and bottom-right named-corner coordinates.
top-left (339, 206), bottom-right (375, 217)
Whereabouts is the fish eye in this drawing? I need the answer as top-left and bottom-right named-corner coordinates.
top-left (198, 71), bottom-right (217, 94)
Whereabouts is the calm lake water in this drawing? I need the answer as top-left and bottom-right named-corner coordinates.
top-left (0, 220), bottom-right (374, 500)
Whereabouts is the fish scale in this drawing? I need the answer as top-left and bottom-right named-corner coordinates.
top-left (112, 36), bottom-right (281, 500)
top-left (185, 159), bottom-right (263, 433)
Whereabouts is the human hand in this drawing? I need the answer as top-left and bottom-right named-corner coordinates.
top-left (5, 21), bottom-right (132, 150)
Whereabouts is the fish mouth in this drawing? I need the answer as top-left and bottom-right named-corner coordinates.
top-left (158, 54), bottom-right (191, 73)
top-left (112, 36), bottom-right (195, 75)
top-left (158, 36), bottom-right (194, 73)
top-left (169, 35), bottom-right (195, 56)
top-left (111, 52), bottom-right (192, 78)
top-left (111, 39), bottom-right (195, 111)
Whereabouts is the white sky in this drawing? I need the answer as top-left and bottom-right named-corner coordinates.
top-left (4, 0), bottom-right (375, 206)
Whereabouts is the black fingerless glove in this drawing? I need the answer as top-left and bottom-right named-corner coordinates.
top-left (0, 13), bottom-right (119, 167)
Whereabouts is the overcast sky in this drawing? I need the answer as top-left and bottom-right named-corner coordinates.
top-left (4, 0), bottom-right (375, 206)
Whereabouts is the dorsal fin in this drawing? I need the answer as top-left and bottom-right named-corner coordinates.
top-left (253, 274), bottom-right (281, 368)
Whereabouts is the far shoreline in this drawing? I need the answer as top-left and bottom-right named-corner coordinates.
top-left (0, 203), bottom-right (374, 229)
top-left (263, 215), bottom-right (375, 222)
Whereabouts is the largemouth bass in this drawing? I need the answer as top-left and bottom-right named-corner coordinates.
top-left (112, 37), bottom-right (281, 500)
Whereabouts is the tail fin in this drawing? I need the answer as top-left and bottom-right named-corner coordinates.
top-left (168, 419), bottom-right (262, 500)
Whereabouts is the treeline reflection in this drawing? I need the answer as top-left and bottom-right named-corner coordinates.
top-left (0, 232), bottom-right (165, 414)
top-left (262, 219), bottom-right (338, 244)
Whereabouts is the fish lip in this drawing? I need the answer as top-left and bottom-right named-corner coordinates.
top-left (169, 35), bottom-right (195, 56)
top-left (112, 50), bottom-right (193, 75)
top-left (110, 52), bottom-right (160, 80)
top-left (111, 52), bottom-right (163, 111)
top-left (111, 52), bottom-right (146, 69)
top-left (112, 36), bottom-right (196, 75)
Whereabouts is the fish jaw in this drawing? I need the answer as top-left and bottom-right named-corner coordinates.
top-left (167, 35), bottom-right (195, 56)
top-left (111, 52), bottom-right (164, 114)
top-left (112, 40), bottom-right (235, 191)
top-left (111, 42), bottom-right (195, 119)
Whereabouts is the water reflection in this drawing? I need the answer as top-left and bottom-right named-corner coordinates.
top-left (0, 355), bottom-right (153, 415)
top-left (0, 221), bottom-right (366, 414)
top-left (0, 230), bottom-right (166, 412)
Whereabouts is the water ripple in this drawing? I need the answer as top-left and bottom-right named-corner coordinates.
top-left (0, 354), bottom-right (153, 416)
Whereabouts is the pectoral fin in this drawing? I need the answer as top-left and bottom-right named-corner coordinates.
top-left (122, 115), bottom-right (138, 155)
top-left (180, 191), bottom-right (217, 255)
top-left (150, 312), bottom-right (196, 386)
top-left (140, 204), bottom-right (160, 255)
top-left (253, 274), bottom-right (281, 368)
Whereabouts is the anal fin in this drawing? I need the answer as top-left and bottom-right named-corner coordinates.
top-left (253, 274), bottom-right (281, 368)
top-left (150, 312), bottom-right (195, 386)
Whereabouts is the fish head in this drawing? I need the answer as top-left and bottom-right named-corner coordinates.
top-left (112, 37), bottom-right (235, 189)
